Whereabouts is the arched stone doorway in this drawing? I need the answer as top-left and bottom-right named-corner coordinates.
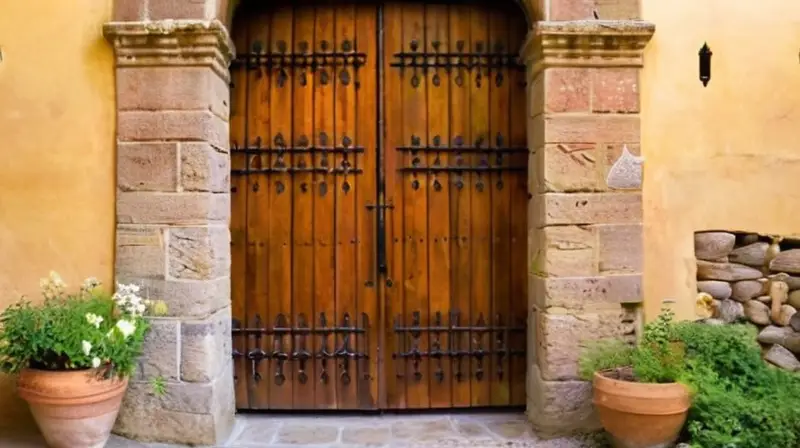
top-left (104, 0), bottom-right (653, 444)
top-left (228, 0), bottom-right (530, 411)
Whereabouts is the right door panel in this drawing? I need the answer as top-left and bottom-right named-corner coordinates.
top-left (382, 0), bottom-right (529, 409)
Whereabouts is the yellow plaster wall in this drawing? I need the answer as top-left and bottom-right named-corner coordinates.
top-left (641, 0), bottom-right (800, 320)
top-left (0, 0), bottom-right (115, 429)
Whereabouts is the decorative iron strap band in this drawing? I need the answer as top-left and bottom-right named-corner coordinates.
top-left (232, 312), bottom-right (369, 386)
top-left (390, 40), bottom-right (524, 70)
top-left (231, 39), bottom-right (367, 70)
top-left (392, 311), bottom-right (525, 383)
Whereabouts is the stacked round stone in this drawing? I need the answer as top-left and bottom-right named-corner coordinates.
top-left (695, 231), bottom-right (800, 372)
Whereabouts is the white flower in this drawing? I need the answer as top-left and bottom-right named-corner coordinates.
top-left (81, 340), bottom-right (92, 356)
top-left (115, 319), bottom-right (137, 339)
top-left (39, 271), bottom-right (66, 299)
top-left (81, 277), bottom-right (101, 292)
top-left (91, 357), bottom-right (102, 368)
top-left (85, 313), bottom-right (104, 328)
top-left (113, 283), bottom-right (147, 317)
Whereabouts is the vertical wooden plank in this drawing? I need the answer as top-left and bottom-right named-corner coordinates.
top-left (245, 9), bottom-right (272, 410)
top-left (468, 5), bottom-right (491, 407)
top-left (447, 3), bottom-right (472, 409)
top-left (424, 3), bottom-right (452, 409)
top-left (382, 2), bottom-right (406, 410)
top-left (313, 5), bottom-right (338, 410)
top-left (508, 14), bottom-right (529, 407)
top-left (401, 3), bottom-right (430, 409)
top-left (488, 9), bottom-right (511, 406)
top-left (334, 3), bottom-right (359, 410)
top-left (292, 6), bottom-right (316, 409)
top-left (354, 4), bottom-right (379, 410)
top-left (267, 6), bottom-right (294, 409)
top-left (230, 9), bottom-right (250, 410)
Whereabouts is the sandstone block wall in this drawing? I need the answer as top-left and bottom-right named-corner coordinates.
top-left (694, 231), bottom-right (800, 372)
top-left (523, 19), bottom-right (653, 436)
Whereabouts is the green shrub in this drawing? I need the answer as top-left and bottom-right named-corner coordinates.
top-left (0, 272), bottom-right (164, 381)
top-left (580, 307), bottom-right (800, 448)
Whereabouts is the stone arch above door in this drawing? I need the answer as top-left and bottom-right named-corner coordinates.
top-left (104, 0), bottom-right (653, 444)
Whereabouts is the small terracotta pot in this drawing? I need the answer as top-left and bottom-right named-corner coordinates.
top-left (17, 367), bottom-right (128, 448)
top-left (593, 370), bottom-right (690, 448)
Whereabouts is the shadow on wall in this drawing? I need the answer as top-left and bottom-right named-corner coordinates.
top-left (693, 230), bottom-right (800, 372)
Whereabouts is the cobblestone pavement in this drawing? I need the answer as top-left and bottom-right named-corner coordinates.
top-left (3, 412), bottom-right (608, 447)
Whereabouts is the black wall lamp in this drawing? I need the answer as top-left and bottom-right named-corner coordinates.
top-left (699, 42), bottom-right (712, 87)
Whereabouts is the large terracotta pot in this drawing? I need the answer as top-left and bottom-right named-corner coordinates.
top-left (593, 370), bottom-right (690, 448)
top-left (17, 367), bottom-right (128, 448)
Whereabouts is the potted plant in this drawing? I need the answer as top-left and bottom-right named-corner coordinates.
top-left (579, 308), bottom-right (691, 448)
top-left (0, 271), bottom-right (164, 448)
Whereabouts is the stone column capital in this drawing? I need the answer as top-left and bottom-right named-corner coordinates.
top-left (103, 19), bottom-right (235, 82)
top-left (521, 20), bottom-right (655, 75)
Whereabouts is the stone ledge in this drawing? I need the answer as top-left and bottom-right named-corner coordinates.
top-left (103, 19), bottom-right (235, 82)
top-left (521, 20), bottom-right (655, 75)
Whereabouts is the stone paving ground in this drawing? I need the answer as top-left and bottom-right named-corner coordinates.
top-left (2, 412), bottom-right (609, 447)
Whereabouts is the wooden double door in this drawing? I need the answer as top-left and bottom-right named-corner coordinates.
top-left (230, 0), bottom-right (528, 411)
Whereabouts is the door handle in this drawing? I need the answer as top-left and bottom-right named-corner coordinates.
top-left (365, 202), bottom-right (394, 276)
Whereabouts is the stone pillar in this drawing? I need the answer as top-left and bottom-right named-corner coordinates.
top-left (103, 19), bottom-right (236, 445)
top-left (521, 20), bottom-right (654, 435)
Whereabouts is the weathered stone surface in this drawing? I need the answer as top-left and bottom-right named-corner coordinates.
top-left (148, 0), bottom-right (213, 20)
top-left (789, 290), bottom-right (800, 308)
top-left (785, 333), bottom-right (800, 354)
top-left (391, 417), bottom-right (452, 440)
top-left (770, 249), bottom-right (800, 274)
top-left (591, 68), bottom-right (639, 113)
top-left (697, 280), bottom-right (732, 300)
top-left (117, 67), bottom-right (229, 119)
top-left (744, 300), bottom-right (771, 325)
top-left (526, 365), bottom-right (599, 436)
top-left (229, 418), bottom-right (279, 446)
top-left (543, 68), bottom-right (590, 113)
top-left (776, 305), bottom-right (797, 327)
top-left (696, 260), bottom-right (762, 282)
top-left (739, 233), bottom-right (761, 246)
top-left (764, 345), bottom-right (800, 371)
top-left (538, 115), bottom-right (640, 144)
top-left (342, 426), bottom-right (392, 445)
top-left (530, 274), bottom-right (642, 309)
top-left (116, 275), bottom-right (230, 319)
top-left (731, 280), bottom-right (767, 302)
top-left (168, 225), bottom-right (229, 280)
top-left (595, 224), bottom-right (642, 273)
top-left (118, 110), bottom-right (228, 152)
top-left (116, 225), bottom-right (167, 279)
top-left (549, 0), bottom-right (640, 20)
top-left (715, 299), bottom-right (744, 324)
top-left (757, 295), bottom-right (772, 304)
top-left (276, 424), bottom-right (339, 445)
top-left (769, 273), bottom-right (800, 290)
top-left (181, 306), bottom-right (232, 382)
top-left (605, 145), bottom-right (643, 190)
top-left (117, 192), bottom-right (229, 225)
top-left (180, 143), bottom-right (229, 193)
top-left (114, 0), bottom-right (147, 21)
top-left (694, 232), bottom-right (736, 261)
top-left (138, 319), bottom-right (180, 381)
top-left (537, 143), bottom-right (600, 193)
top-left (114, 365), bottom-right (235, 445)
top-left (536, 310), bottom-right (630, 380)
top-left (532, 192), bottom-right (641, 227)
top-left (792, 312), bottom-right (800, 332)
top-left (729, 242), bottom-right (769, 267)
top-left (118, 143), bottom-right (179, 192)
top-left (757, 326), bottom-right (793, 345)
top-left (530, 225), bottom-right (595, 277)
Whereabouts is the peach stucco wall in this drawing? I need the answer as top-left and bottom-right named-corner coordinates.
top-left (0, 0), bottom-right (116, 429)
top-left (641, 0), bottom-right (800, 320)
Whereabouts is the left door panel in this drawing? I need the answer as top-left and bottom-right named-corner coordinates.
top-left (229, 2), bottom-right (380, 410)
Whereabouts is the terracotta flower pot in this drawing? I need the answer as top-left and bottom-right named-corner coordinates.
top-left (593, 370), bottom-right (690, 448)
top-left (17, 367), bottom-right (128, 448)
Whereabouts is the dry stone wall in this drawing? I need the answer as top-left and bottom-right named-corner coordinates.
top-left (694, 231), bottom-right (800, 372)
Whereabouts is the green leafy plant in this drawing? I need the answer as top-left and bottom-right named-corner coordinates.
top-left (0, 272), bottom-right (166, 383)
top-left (674, 321), bottom-right (800, 448)
top-left (578, 307), bottom-right (686, 384)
